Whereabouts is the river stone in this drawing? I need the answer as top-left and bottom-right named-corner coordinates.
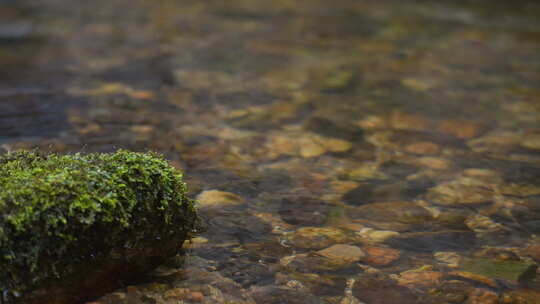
top-left (426, 181), bottom-right (494, 206)
top-left (459, 257), bottom-right (538, 284)
top-left (278, 196), bottom-right (331, 226)
top-left (385, 230), bottom-right (477, 252)
top-left (196, 189), bottom-right (246, 208)
top-left (286, 227), bottom-right (349, 249)
top-left (362, 246), bottom-right (401, 266)
top-left (350, 202), bottom-right (433, 230)
top-left (0, 150), bottom-right (198, 304)
top-left (316, 244), bottom-right (366, 263)
top-left (352, 273), bottom-right (422, 304)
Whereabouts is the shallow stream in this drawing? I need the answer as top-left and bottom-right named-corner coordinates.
top-left (2, 0), bottom-right (540, 303)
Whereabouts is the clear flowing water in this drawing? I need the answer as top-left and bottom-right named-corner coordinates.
top-left (2, 0), bottom-right (540, 303)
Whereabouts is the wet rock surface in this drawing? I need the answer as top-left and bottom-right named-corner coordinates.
top-left (2, 0), bottom-right (540, 303)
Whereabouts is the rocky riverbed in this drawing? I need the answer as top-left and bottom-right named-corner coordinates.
top-left (1, 0), bottom-right (540, 303)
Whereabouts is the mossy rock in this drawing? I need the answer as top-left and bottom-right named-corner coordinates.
top-left (0, 150), bottom-right (198, 303)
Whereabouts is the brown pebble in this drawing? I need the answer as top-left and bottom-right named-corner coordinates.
top-left (316, 244), bottom-right (366, 263)
top-left (390, 111), bottom-right (432, 131)
top-left (404, 142), bottom-right (440, 155)
top-left (398, 270), bottom-right (443, 289)
top-left (438, 119), bottom-right (482, 139)
top-left (467, 288), bottom-right (499, 304)
top-left (189, 291), bottom-right (204, 302)
top-left (362, 246), bottom-right (401, 266)
top-left (164, 288), bottom-right (189, 300)
top-left (525, 243), bottom-right (540, 262)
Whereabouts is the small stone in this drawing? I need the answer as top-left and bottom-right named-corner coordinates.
top-left (319, 137), bottom-right (353, 153)
top-left (331, 181), bottom-right (360, 194)
top-left (287, 227), bottom-right (348, 249)
top-left (299, 138), bottom-right (327, 158)
top-left (352, 273), bottom-right (420, 304)
top-left (356, 115), bottom-right (387, 129)
top-left (415, 157), bottom-right (450, 170)
top-left (321, 70), bottom-right (357, 92)
top-left (525, 243), bottom-right (540, 262)
top-left (448, 271), bottom-right (498, 288)
top-left (385, 230), bottom-right (477, 252)
top-left (164, 288), bottom-right (189, 300)
top-left (401, 77), bottom-right (436, 91)
top-left (352, 202), bottom-right (433, 225)
top-left (468, 131), bottom-right (522, 153)
top-left (316, 244), bottom-right (366, 263)
top-left (522, 134), bottom-right (540, 150)
top-left (266, 134), bottom-right (298, 158)
top-left (465, 214), bottom-right (506, 234)
top-left (188, 291), bottom-right (204, 302)
top-left (434, 251), bottom-right (461, 267)
top-left (348, 163), bottom-right (388, 181)
top-left (78, 123), bottom-right (102, 135)
top-left (459, 257), bottom-right (538, 284)
top-left (397, 270), bottom-right (443, 289)
top-left (499, 183), bottom-right (540, 197)
top-left (438, 119), bottom-right (482, 139)
top-left (196, 190), bottom-right (245, 208)
top-left (362, 246), bottom-right (401, 266)
top-left (467, 288), bottom-right (499, 304)
top-left (390, 111), bottom-right (432, 131)
top-left (504, 289), bottom-right (540, 304)
top-left (426, 182), bottom-right (493, 206)
top-left (358, 228), bottom-right (400, 243)
top-left (404, 142), bottom-right (440, 155)
top-left (131, 125), bottom-right (154, 134)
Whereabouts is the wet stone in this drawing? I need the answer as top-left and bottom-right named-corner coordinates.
top-left (352, 273), bottom-right (422, 304)
top-left (357, 228), bottom-right (400, 243)
top-left (287, 253), bottom-right (361, 273)
top-left (511, 197), bottom-right (540, 234)
top-left (437, 119), bottom-right (483, 139)
top-left (342, 180), bottom-right (433, 206)
top-left (278, 197), bottom-right (332, 226)
top-left (467, 288), bottom-right (499, 304)
top-left (320, 69), bottom-right (358, 93)
top-left (524, 243), bottom-right (540, 263)
top-left (499, 183), bottom-right (540, 197)
top-left (385, 230), bottom-right (477, 252)
top-left (389, 111), bottom-right (432, 132)
top-left (316, 244), bottom-right (366, 263)
top-left (196, 189), bottom-right (246, 208)
top-left (286, 227), bottom-right (349, 250)
top-left (504, 289), bottom-right (540, 304)
top-left (250, 286), bottom-right (324, 304)
top-left (447, 271), bottom-right (498, 288)
top-left (432, 280), bottom-right (472, 304)
top-left (362, 246), bottom-right (401, 266)
top-left (304, 116), bottom-right (364, 141)
top-left (459, 257), bottom-right (538, 284)
top-left (434, 251), bottom-right (461, 268)
top-left (404, 142), bottom-right (441, 155)
top-left (521, 134), bottom-right (540, 150)
top-left (397, 269), bottom-right (443, 289)
top-left (426, 181), bottom-right (494, 206)
top-left (350, 202), bottom-right (433, 229)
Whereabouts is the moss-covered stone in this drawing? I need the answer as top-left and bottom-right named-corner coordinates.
top-left (0, 150), bottom-right (198, 303)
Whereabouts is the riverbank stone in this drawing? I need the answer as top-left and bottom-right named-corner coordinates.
top-left (0, 150), bottom-right (198, 303)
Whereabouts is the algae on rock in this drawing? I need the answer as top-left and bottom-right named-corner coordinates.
top-left (0, 150), bottom-right (198, 303)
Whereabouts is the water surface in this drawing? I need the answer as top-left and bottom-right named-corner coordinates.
top-left (2, 0), bottom-right (540, 303)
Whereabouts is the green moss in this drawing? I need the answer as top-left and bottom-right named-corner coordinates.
top-left (0, 150), bottom-right (198, 301)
